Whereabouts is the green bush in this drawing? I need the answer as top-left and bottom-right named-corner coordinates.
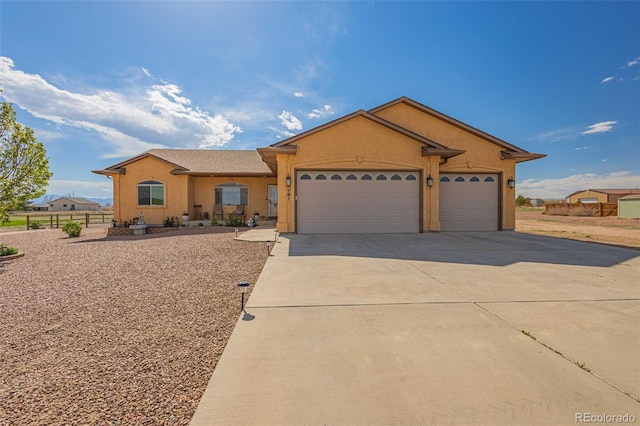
top-left (62, 220), bottom-right (82, 237)
top-left (163, 217), bottom-right (176, 227)
top-left (210, 218), bottom-right (218, 226)
top-left (225, 217), bottom-right (244, 227)
top-left (29, 221), bottom-right (42, 230)
top-left (0, 243), bottom-right (18, 256)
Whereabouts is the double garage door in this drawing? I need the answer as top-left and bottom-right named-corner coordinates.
top-left (295, 171), bottom-right (500, 233)
top-left (296, 171), bottom-right (420, 234)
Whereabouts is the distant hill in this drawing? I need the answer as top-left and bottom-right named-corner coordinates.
top-left (30, 195), bottom-right (113, 207)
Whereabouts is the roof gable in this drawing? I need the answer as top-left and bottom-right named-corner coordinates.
top-left (370, 97), bottom-right (545, 162)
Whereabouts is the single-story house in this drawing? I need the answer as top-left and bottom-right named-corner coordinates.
top-left (93, 96), bottom-right (545, 233)
top-left (48, 197), bottom-right (101, 212)
top-left (566, 189), bottom-right (640, 204)
top-left (618, 195), bottom-right (640, 219)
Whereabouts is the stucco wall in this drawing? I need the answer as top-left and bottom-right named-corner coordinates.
top-left (111, 156), bottom-right (277, 225)
top-left (112, 156), bottom-right (187, 225)
top-left (375, 102), bottom-right (517, 230)
top-left (276, 107), bottom-right (518, 232)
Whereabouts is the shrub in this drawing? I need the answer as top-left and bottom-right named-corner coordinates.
top-left (163, 216), bottom-right (176, 227)
top-left (225, 217), bottom-right (244, 227)
top-left (210, 218), bottom-right (218, 226)
top-left (0, 243), bottom-right (18, 256)
top-left (62, 220), bottom-right (82, 237)
top-left (29, 221), bottom-right (42, 230)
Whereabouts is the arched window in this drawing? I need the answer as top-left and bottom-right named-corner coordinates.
top-left (376, 174), bottom-right (387, 180)
top-left (470, 176), bottom-right (480, 182)
top-left (331, 174), bottom-right (342, 180)
top-left (346, 174), bottom-right (357, 180)
top-left (361, 174), bottom-right (372, 180)
top-left (300, 174), bottom-right (311, 180)
top-left (391, 174), bottom-right (402, 180)
top-left (406, 175), bottom-right (417, 181)
top-left (455, 177), bottom-right (465, 182)
top-left (440, 176), bottom-right (450, 182)
top-left (138, 181), bottom-right (164, 206)
top-left (484, 176), bottom-right (495, 182)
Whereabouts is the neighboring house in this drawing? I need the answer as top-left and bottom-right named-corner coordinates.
top-left (566, 189), bottom-right (640, 204)
top-left (618, 195), bottom-right (640, 219)
top-left (94, 96), bottom-right (545, 233)
top-left (29, 203), bottom-right (49, 211)
top-left (48, 197), bottom-right (100, 212)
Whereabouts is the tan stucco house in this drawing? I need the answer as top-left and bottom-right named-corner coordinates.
top-left (48, 196), bottom-right (100, 212)
top-left (94, 97), bottom-right (545, 233)
top-left (566, 189), bottom-right (640, 204)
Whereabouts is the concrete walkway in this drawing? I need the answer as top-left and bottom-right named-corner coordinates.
top-left (191, 232), bottom-right (640, 425)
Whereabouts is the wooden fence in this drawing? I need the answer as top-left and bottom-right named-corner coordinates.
top-left (545, 203), bottom-right (617, 217)
top-left (26, 212), bottom-right (114, 230)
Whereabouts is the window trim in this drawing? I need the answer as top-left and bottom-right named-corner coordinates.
top-left (137, 180), bottom-right (165, 206)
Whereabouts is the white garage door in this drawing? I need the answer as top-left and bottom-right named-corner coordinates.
top-left (439, 173), bottom-right (499, 231)
top-left (296, 171), bottom-right (420, 234)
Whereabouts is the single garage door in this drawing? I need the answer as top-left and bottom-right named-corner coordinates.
top-left (439, 173), bottom-right (499, 231)
top-left (296, 171), bottom-right (420, 234)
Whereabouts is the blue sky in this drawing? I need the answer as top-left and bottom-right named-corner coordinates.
top-left (1, 1), bottom-right (638, 201)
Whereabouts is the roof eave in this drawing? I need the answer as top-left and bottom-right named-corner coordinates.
top-left (500, 151), bottom-right (547, 163)
top-left (171, 171), bottom-right (276, 177)
top-left (421, 147), bottom-right (466, 159)
top-left (92, 168), bottom-right (125, 176)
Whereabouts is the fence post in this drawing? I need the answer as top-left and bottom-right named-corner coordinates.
top-left (26, 215), bottom-right (30, 230)
top-left (56, 214), bottom-right (59, 229)
top-left (86, 212), bottom-right (89, 228)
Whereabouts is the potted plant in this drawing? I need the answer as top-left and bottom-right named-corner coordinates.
top-left (182, 212), bottom-right (189, 225)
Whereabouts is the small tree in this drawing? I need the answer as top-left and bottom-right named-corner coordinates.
top-left (0, 100), bottom-right (52, 223)
top-left (515, 194), bottom-right (526, 207)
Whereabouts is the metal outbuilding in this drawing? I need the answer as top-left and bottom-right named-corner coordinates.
top-left (618, 194), bottom-right (640, 219)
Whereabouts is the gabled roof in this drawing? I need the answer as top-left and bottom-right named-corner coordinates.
top-left (93, 149), bottom-right (274, 176)
top-left (258, 110), bottom-right (466, 172)
top-left (566, 188), bottom-right (640, 198)
top-left (52, 197), bottom-right (99, 204)
top-left (370, 97), bottom-right (546, 163)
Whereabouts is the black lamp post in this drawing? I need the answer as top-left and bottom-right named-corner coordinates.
top-left (238, 281), bottom-right (249, 312)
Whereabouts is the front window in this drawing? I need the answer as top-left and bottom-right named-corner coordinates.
top-left (138, 181), bottom-right (164, 206)
top-left (215, 184), bottom-right (248, 206)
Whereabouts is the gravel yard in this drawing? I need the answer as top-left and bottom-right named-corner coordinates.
top-left (0, 226), bottom-right (269, 425)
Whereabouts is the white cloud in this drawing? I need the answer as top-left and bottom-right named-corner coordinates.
top-left (573, 146), bottom-right (588, 151)
top-left (622, 56), bottom-right (640, 68)
top-left (582, 121), bottom-right (617, 135)
top-left (45, 179), bottom-right (113, 198)
top-left (517, 171), bottom-right (640, 199)
top-left (278, 110), bottom-right (303, 131)
top-left (600, 76), bottom-right (615, 84)
top-left (0, 56), bottom-right (241, 157)
top-left (307, 104), bottom-right (334, 119)
top-left (529, 127), bottom-right (578, 143)
top-left (293, 92), bottom-right (305, 98)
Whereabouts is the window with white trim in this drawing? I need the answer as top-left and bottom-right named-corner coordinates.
top-left (138, 181), bottom-right (165, 206)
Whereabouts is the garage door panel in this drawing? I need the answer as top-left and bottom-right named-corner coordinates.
top-left (297, 171), bottom-right (419, 234)
top-left (440, 174), bottom-right (499, 231)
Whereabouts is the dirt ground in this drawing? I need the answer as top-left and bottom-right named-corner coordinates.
top-left (516, 208), bottom-right (640, 249)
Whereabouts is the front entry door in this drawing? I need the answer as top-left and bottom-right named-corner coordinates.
top-left (267, 185), bottom-right (278, 217)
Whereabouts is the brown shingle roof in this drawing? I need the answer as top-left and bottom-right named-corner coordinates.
top-left (93, 149), bottom-right (274, 176)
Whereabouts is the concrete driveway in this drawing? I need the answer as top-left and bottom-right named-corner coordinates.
top-left (191, 232), bottom-right (640, 425)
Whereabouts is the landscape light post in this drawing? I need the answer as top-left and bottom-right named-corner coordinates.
top-left (237, 281), bottom-right (249, 312)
